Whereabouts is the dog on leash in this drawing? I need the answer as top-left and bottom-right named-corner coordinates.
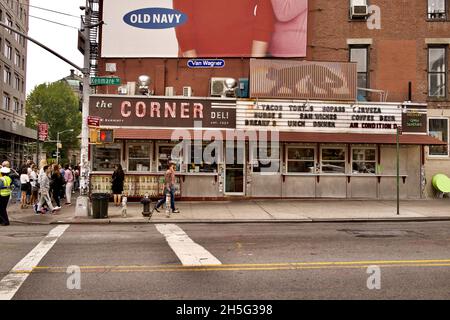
top-left (121, 196), bottom-right (127, 217)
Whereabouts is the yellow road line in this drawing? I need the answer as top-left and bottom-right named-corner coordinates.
top-left (12, 258), bottom-right (450, 274)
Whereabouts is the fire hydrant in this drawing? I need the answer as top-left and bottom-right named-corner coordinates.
top-left (141, 193), bottom-right (152, 217)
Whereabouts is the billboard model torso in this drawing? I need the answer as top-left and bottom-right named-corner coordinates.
top-left (173, 0), bottom-right (275, 57)
top-left (269, 0), bottom-right (308, 57)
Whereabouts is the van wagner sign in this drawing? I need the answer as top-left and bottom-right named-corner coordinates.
top-left (89, 95), bottom-right (236, 129)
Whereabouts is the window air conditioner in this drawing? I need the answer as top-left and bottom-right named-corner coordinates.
top-left (118, 85), bottom-right (128, 95)
top-left (350, 0), bottom-right (368, 18)
top-left (182, 86), bottom-right (192, 97)
top-left (165, 86), bottom-right (175, 96)
top-left (210, 77), bottom-right (228, 97)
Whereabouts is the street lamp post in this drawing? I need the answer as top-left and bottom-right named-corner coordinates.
top-left (56, 129), bottom-right (74, 164)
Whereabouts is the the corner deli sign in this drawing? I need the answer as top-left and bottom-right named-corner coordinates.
top-left (237, 101), bottom-right (403, 134)
top-left (123, 7), bottom-right (187, 29)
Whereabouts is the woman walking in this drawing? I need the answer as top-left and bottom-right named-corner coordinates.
top-left (64, 164), bottom-right (74, 205)
top-left (111, 164), bottom-right (125, 206)
top-left (50, 164), bottom-right (64, 208)
top-left (19, 167), bottom-right (30, 209)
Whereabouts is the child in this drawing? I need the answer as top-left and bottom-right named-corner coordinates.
top-left (20, 167), bottom-right (30, 209)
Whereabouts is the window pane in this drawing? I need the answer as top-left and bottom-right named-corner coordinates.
top-left (428, 0), bottom-right (446, 13)
top-left (429, 48), bottom-right (445, 72)
top-left (350, 48), bottom-right (367, 73)
top-left (92, 144), bottom-right (121, 171)
top-left (428, 73), bottom-right (446, 97)
top-left (353, 148), bottom-right (376, 161)
top-left (322, 148), bottom-right (345, 161)
top-left (321, 162), bottom-right (346, 173)
top-left (129, 144), bottom-right (150, 159)
top-left (253, 160), bottom-right (280, 173)
top-left (352, 161), bottom-right (376, 174)
top-left (158, 145), bottom-right (182, 171)
top-left (429, 119), bottom-right (449, 156)
top-left (288, 161), bottom-right (315, 173)
top-left (288, 148), bottom-right (314, 161)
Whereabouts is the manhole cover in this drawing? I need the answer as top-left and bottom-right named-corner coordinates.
top-left (6, 232), bottom-right (48, 238)
top-left (338, 229), bottom-right (423, 238)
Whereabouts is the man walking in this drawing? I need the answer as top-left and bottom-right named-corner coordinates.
top-left (153, 162), bottom-right (180, 217)
top-left (0, 166), bottom-right (12, 226)
top-left (37, 165), bottom-right (60, 214)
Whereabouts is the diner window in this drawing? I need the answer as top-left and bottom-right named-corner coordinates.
top-left (92, 143), bottom-right (121, 172)
top-left (157, 144), bottom-right (182, 172)
top-left (428, 0), bottom-right (447, 19)
top-left (429, 118), bottom-right (449, 156)
top-left (286, 146), bottom-right (316, 173)
top-left (352, 147), bottom-right (376, 174)
top-left (321, 147), bottom-right (346, 173)
top-left (251, 142), bottom-right (280, 173)
top-left (428, 46), bottom-right (447, 98)
top-left (186, 142), bottom-right (219, 173)
top-left (128, 143), bottom-right (151, 172)
top-left (350, 46), bottom-right (369, 101)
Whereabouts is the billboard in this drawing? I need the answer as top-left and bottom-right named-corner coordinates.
top-left (101, 0), bottom-right (308, 58)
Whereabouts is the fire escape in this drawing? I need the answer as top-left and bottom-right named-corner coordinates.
top-left (87, 0), bottom-right (100, 78)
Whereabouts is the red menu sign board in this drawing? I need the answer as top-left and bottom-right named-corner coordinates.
top-left (38, 122), bottom-right (49, 141)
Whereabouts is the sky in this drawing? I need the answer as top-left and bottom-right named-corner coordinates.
top-left (26, 0), bottom-right (84, 95)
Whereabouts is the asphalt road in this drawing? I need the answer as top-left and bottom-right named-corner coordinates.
top-left (0, 222), bottom-right (450, 300)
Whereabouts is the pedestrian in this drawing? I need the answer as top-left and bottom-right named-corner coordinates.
top-left (153, 162), bottom-right (180, 215)
top-left (111, 164), bottom-right (125, 206)
top-left (64, 164), bottom-right (74, 205)
top-left (73, 166), bottom-right (80, 192)
top-left (29, 164), bottom-right (39, 206)
top-left (19, 167), bottom-right (30, 209)
top-left (36, 165), bottom-right (60, 214)
top-left (50, 164), bottom-right (64, 208)
top-left (0, 166), bottom-right (12, 226)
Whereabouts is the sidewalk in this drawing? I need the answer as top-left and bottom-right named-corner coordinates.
top-left (6, 197), bottom-right (450, 225)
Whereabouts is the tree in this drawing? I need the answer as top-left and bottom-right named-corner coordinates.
top-left (26, 81), bottom-right (82, 163)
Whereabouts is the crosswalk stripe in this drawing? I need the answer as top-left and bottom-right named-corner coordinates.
top-left (0, 225), bottom-right (70, 300)
top-left (155, 224), bottom-right (222, 266)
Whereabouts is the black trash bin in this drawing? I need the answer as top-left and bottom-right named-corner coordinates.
top-left (91, 193), bottom-right (110, 219)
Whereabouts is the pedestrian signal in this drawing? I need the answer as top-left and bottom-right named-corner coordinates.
top-left (99, 129), bottom-right (114, 143)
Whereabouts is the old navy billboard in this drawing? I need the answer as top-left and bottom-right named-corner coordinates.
top-left (102, 0), bottom-right (308, 58)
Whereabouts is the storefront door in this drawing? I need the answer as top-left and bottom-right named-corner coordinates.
top-left (225, 144), bottom-right (245, 195)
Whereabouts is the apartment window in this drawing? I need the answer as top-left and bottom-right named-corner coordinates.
top-left (4, 41), bottom-right (12, 60)
top-left (13, 98), bottom-right (19, 114)
top-left (350, 46), bottom-right (369, 100)
top-left (13, 74), bottom-right (19, 90)
top-left (14, 51), bottom-right (20, 67)
top-left (428, 0), bottom-right (447, 19)
top-left (3, 67), bottom-right (11, 85)
top-left (251, 142), bottom-right (280, 173)
top-left (352, 147), bottom-right (377, 174)
top-left (428, 46), bottom-right (447, 98)
top-left (429, 118), bottom-right (449, 156)
top-left (320, 147), bottom-right (346, 174)
top-left (14, 25), bottom-right (20, 43)
top-left (3, 93), bottom-right (10, 111)
top-left (286, 146), bottom-right (316, 173)
top-left (20, 102), bottom-right (23, 115)
top-left (6, 15), bottom-right (12, 34)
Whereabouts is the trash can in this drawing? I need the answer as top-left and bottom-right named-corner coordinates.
top-left (91, 193), bottom-right (110, 219)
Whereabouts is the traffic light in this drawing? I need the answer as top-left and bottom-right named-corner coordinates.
top-left (99, 129), bottom-right (114, 143)
top-left (89, 128), bottom-right (99, 143)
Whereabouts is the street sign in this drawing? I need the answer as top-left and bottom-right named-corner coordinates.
top-left (87, 115), bottom-right (101, 127)
top-left (91, 77), bottom-right (121, 86)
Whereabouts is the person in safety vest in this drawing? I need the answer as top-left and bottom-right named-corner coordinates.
top-left (0, 166), bottom-right (12, 226)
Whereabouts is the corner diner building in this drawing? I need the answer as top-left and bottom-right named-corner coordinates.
top-left (88, 61), bottom-right (443, 201)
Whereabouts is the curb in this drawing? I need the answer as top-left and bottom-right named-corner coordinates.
top-left (9, 215), bottom-right (450, 226)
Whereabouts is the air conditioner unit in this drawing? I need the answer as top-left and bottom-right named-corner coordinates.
top-left (350, 0), bottom-right (368, 18)
top-left (105, 63), bottom-right (117, 73)
top-left (165, 86), bottom-right (175, 96)
top-left (127, 82), bottom-right (136, 95)
top-left (210, 77), bottom-right (229, 97)
top-left (182, 86), bottom-right (192, 97)
top-left (118, 85), bottom-right (128, 95)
